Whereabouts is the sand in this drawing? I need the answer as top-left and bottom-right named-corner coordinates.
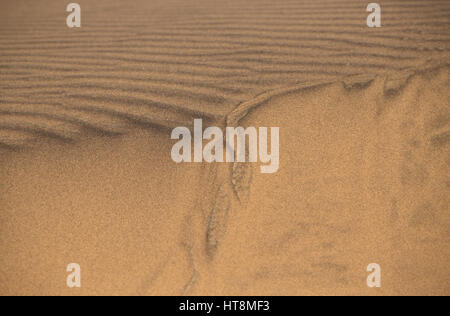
top-left (0, 0), bottom-right (449, 295)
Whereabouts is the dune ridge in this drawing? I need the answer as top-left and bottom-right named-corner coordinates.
top-left (198, 64), bottom-right (449, 295)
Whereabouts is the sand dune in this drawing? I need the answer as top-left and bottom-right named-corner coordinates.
top-left (0, 0), bottom-right (449, 295)
top-left (217, 65), bottom-right (450, 296)
top-left (1, 0), bottom-right (449, 148)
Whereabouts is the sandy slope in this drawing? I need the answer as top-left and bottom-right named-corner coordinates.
top-left (0, 0), bottom-right (449, 295)
top-left (208, 65), bottom-right (450, 296)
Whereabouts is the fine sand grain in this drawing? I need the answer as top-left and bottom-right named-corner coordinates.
top-left (0, 0), bottom-right (449, 295)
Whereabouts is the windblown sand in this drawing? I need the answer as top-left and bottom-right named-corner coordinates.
top-left (0, 0), bottom-right (449, 295)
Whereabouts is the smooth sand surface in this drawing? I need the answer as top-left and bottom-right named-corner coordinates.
top-left (0, 0), bottom-right (449, 295)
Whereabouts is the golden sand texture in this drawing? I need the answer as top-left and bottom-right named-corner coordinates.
top-left (0, 0), bottom-right (449, 295)
top-left (0, 0), bottom-right (449, 147)
top-left (219, 66), bottom-right (450, 296)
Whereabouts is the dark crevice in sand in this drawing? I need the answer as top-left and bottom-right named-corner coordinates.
top-left (205, 184), bottom-right (231, 258)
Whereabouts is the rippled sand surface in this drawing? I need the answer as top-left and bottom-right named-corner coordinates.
top-left (0, 0), bottom-right (449, 295)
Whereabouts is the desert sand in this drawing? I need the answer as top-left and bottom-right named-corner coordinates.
top-left (0, 0), bottom-right (449, 295)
